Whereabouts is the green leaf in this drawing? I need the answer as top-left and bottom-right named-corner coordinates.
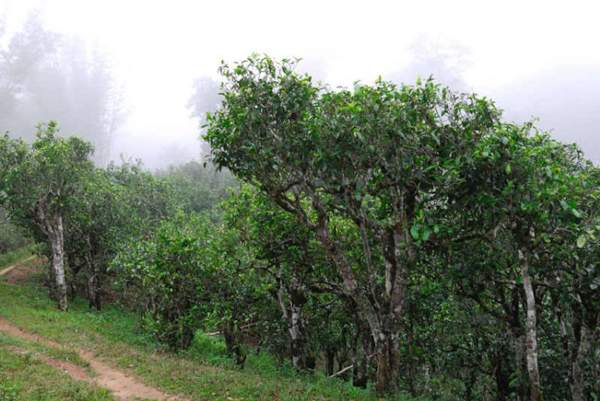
top-left (410, 225), bottom-right (420, 240)
top-left (422, 227), bottom-right (432, 242)
top-left (576, 235), bottom-right (587, 248)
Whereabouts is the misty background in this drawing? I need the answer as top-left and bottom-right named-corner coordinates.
top-left (1, 0), bottom-right (598, 169)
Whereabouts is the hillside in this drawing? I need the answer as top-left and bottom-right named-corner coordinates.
top-left (0, 253), bottom-right (414, 401)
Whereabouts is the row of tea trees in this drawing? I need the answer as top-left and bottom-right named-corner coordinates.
top-left (203, 56), bottom-right (599, 400)
top-left (1, 57), bottom-right (598, 401)
top-left (0, 123), bottom-right (185, 310)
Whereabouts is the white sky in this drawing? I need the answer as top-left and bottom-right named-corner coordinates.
top-left (2, 0), bottom-right (600, 166)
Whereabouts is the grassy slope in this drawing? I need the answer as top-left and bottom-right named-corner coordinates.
top-left (0, 261), bottom-right (421, 401)
top-left (0, 342), bottom-right (113, 401)
top-left (0, 245), bottom-right (36, 269)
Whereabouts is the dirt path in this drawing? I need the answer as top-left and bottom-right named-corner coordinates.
top-left (0, 317), bottom-right (192, 401)
top-left (0, 255), bottom-right (36, 277)
top-left (0, 259), bottom-right (192, 401)
top-left (5, 344), bottom-right (91, 382)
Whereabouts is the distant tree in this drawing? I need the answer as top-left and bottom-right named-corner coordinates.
top-left (0, 12), bottom-right (124, 164)
top-left (157, 160), bottom-right (237, 214)
top-left (461, 126), bottom-right (598, 401)
top-left (188, 77), bottom-right (221, 126)
top-left (188, 76), bottom-right (221, 156)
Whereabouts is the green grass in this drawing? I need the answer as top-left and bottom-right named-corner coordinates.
top-left (0, 244), bottom-right (38, 269)
top-left (0, 268), bottom-right (421, 401)
top-left (0, 347), bottom-right (113, 401)
top-left (0, 331), bottom-right (91, 372)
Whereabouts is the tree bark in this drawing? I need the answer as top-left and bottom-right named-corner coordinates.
top-left (570, 322), bottom-right (593, 401)
top-left (519, 250), bottom-right (541, 401)
top-left (87, 264), bottom-right (101, 311)
top-left (85, 236), bottom-right (101, 311)
top-left (223, 319), bottom-right (246, 367)
top-left (35, 198), bottom-right (68, 311)
top-left (493, 350), bottom-right (510, 401)
top-left (555, 273), bottom-right (598, 401)
top-left (352, 351), bottom-right (368, 388)
top-left (325, 348), bottom-right (336, 376)
top-left (304, 193), bottom-right (406, 393)
top-left (276, 279), bottom-right (309, 370)
top-left (374, 334), bottom-right (397, 394)
top-left (47, 215), bottom-right (67, 311)
top-left (352, 318), bottom-right (372, 388)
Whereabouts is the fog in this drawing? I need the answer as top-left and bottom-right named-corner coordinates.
top-left (492, 66), bottom-right (600, 163)
top-left (1, 0), bottom-right (599, 168)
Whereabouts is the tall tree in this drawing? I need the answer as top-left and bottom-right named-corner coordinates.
top-left (205, 55), bottom-right (502, 393)
top-left (0, 122), bottom-right (93, 310)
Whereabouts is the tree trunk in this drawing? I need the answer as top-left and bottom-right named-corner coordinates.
top-left (310, 197), bottom-right (404, 393)
top-left (325, 348), bottom-right (336, 376)
top-left (223, 319), bottom-right (246, 368)
top-left (87, 268), bottom-right (101, 311)
top-left (519, 250), bottom-right (541, 401)
top-left (493, 350), bottom-right (510, 401)
top-left (35, 199), bottom-right (68, 311)
top-left (85, 236), bottom-right (102, 311)
top-left (570, 323), bottom-right (593, 401)
top-left (352, 318), bottom-right (371, 388)
top-left (352, 351), bottom-right (368, 388)
top-left (507, 286), bottom-right (528, 401)
top-left (276, 280), bottom-right (309, 370)
top-left (513, 333), bottom-right (529, 401)
top-left (289, 302), bottom-right (303, 368)
top-left (374, 334), bottom-right (397, 394)
top-left (48, 215), bottom-right (67, 311)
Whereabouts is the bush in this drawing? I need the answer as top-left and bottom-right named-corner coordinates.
top-left (112, 212), bottom-right (216, 350)
top-left (0, 208), bottom-right (30, 254)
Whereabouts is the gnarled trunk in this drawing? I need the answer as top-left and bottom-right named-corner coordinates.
top-left (519, 250), bottom-right (541, 401)
top-left (276, 277), bottom-right (310, 370)
top-left (570, 321), bottom-right (594, 401)
top-left (85, 236), bottom-right (102, 311)
top-left (308, 195), bottom-right (409, 393)
top-left (374, 331), bottom-right (398, 394)
top-left (223, 319), bottom-right (246, 368)
top-left (325, 348), bottom-right (336, 376)
top-left (48, 220), bottom-right (67, 311)
top-left (87, 265), bottom-right (101, 311)
top-left (35, 198), bottom-right (68, 311)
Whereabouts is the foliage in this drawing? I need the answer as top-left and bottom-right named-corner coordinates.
top-left (112, 212), bottom-right (217, 349)
top-left (0, 122), bottom-right (94, 310)
top-left (0, 278), bottom-right (413, 401)
top-left (158, 160), bottom-right (238, 214)
top-left (0, 207), bottom-right (30, 254)
top-left (205, 55), bottom-right (600, 398)
top-left (1, 54), bottom-right (599, 401)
